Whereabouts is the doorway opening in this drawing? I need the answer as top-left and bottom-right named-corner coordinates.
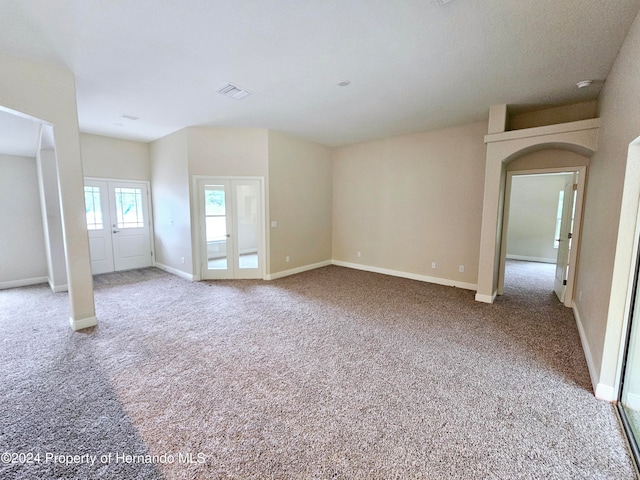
top-left (499, 167), bottom-right (586, 306)
top-left (84, 178), bottom-right (154, 275)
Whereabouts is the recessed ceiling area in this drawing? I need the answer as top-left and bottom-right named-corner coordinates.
top-left (0, 1), bottom-right (638, 147)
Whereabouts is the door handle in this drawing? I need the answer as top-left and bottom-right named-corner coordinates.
top-left (113, 230), bottom-right (121, 234)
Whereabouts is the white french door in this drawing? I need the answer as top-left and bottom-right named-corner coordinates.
top-left (196, 177), bottom-right (263, 280)
top-left (84, 179), bottom-right (153, 275)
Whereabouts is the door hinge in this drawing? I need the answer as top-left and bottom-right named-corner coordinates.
top-left (573, 183), bottom-right (578, 191)
top-left (563, 280), bottom-right (567, 285)
top-left (568, 232), bottom-right (573, 239)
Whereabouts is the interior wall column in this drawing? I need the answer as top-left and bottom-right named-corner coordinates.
top-left (36, 126), bottom-right (68, 292)
top-left (52, 122), bottom-right (98, 330)
top-left (476, 105), bottom-right (509, 302)
top-left (0, 52), bottom-right (97, 331)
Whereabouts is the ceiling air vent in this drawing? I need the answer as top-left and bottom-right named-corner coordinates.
top-left (217, 83), bottom-right (252, 100)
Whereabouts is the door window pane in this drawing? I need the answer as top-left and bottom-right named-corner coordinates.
top-left (84, 186), bottom-right (103, 230)
top-left (236, 184), bottom-right (259, 269)
top-left (205, 187), bottom-right (228, 270)
top-left (115, 187), bottom-right (144, 228)
top-left (205, 188), bottom-right (225, 216)
top-left (205, 217), bottom-right (227, 242)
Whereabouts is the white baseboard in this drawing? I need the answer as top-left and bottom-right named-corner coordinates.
top-left (49, 281), bottom-right (68, 293)
top-left (595, 383), bottom-right (616, 402)
top-left (572, 302), bottom-right (614, 401)
top-left (332, 260), bottom-right (478, 291)
top-left (475, 291), bottom-right (497, 303)
top-left (154, 262), bottom-right (195, 281)
top-left (69, 315), bottom-right (98, 331)
top-left (0, 276), bottom-right (48, 290)
top-left (265, 260), bottom-right (332, 280)
top-left (506, 254), bottom-right (556, 264)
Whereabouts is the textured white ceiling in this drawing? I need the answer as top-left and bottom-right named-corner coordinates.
top-left (0, 0), bottom-right (638, 149)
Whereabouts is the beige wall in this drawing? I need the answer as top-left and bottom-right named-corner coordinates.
top-left (80, 133), bottom-right (150, 180)
top-left (0, 154), bottom-right (48, 286)
top-left (268, 131), bottom-right (332, 274)
top-left (507, 173), bottom-right (574, 262)
top-left (332, 121), bottom-right (487, 286)
top-left (187, 127), bottom-right (268, 177)
top-left (150, 129), bottom-right (191, 275)
top-left (576, 10), bottom-right (640, 395)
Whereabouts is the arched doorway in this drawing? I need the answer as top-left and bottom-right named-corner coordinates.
top-left (475, 115), bottom-right (599, 305)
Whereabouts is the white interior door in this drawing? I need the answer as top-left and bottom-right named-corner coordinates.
top-left (198, 177), bottom-right (263, 280)
top-left (554, 178), bottom-right (577, 302)
top-left (84, 179), bottom-right (153, 274)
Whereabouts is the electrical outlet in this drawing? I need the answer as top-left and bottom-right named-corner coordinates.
top-left (579, 291), bottom-right (583, 301)
top-left (357, 251), bottom-right (362, 258)
top-left (285, 256), bottom-right (290, 263)
top-left (181, 257), bottom-right (185, 264)
top-left (431, 262), bottom-right (436, 269)
top-left (459, 265), bottom-right (464, 273)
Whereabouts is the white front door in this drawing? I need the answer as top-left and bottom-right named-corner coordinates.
top-left (197, 177), bottom-right (263, 280)
top-left (84, 179), bottom-right (153, 275)
top-left (554, 177), bottom-right (577, 302)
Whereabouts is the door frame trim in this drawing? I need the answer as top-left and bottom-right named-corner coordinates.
top-left (191, 175), bottom-right (266, 281)
top-left (498, 165), bottom-right (586, 307)
top-left (84, 177), bottom-right (155, 271)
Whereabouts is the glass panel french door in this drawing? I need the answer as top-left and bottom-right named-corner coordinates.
top-left (204, 184), bottom-right (230, 275)
top-left (84, 180), bottom-right (114, 274)
top-left (198, 178), bottom-right (263, 280)
top-left (619, 250), bottom-right (640, 467)
top-left (235, 182), bottom-right (260, 272)
top-left (84, 179), bottom-right (153, 274)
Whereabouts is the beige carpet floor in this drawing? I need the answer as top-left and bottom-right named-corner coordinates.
top-left (0, 262), bottom-right (635, 479)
